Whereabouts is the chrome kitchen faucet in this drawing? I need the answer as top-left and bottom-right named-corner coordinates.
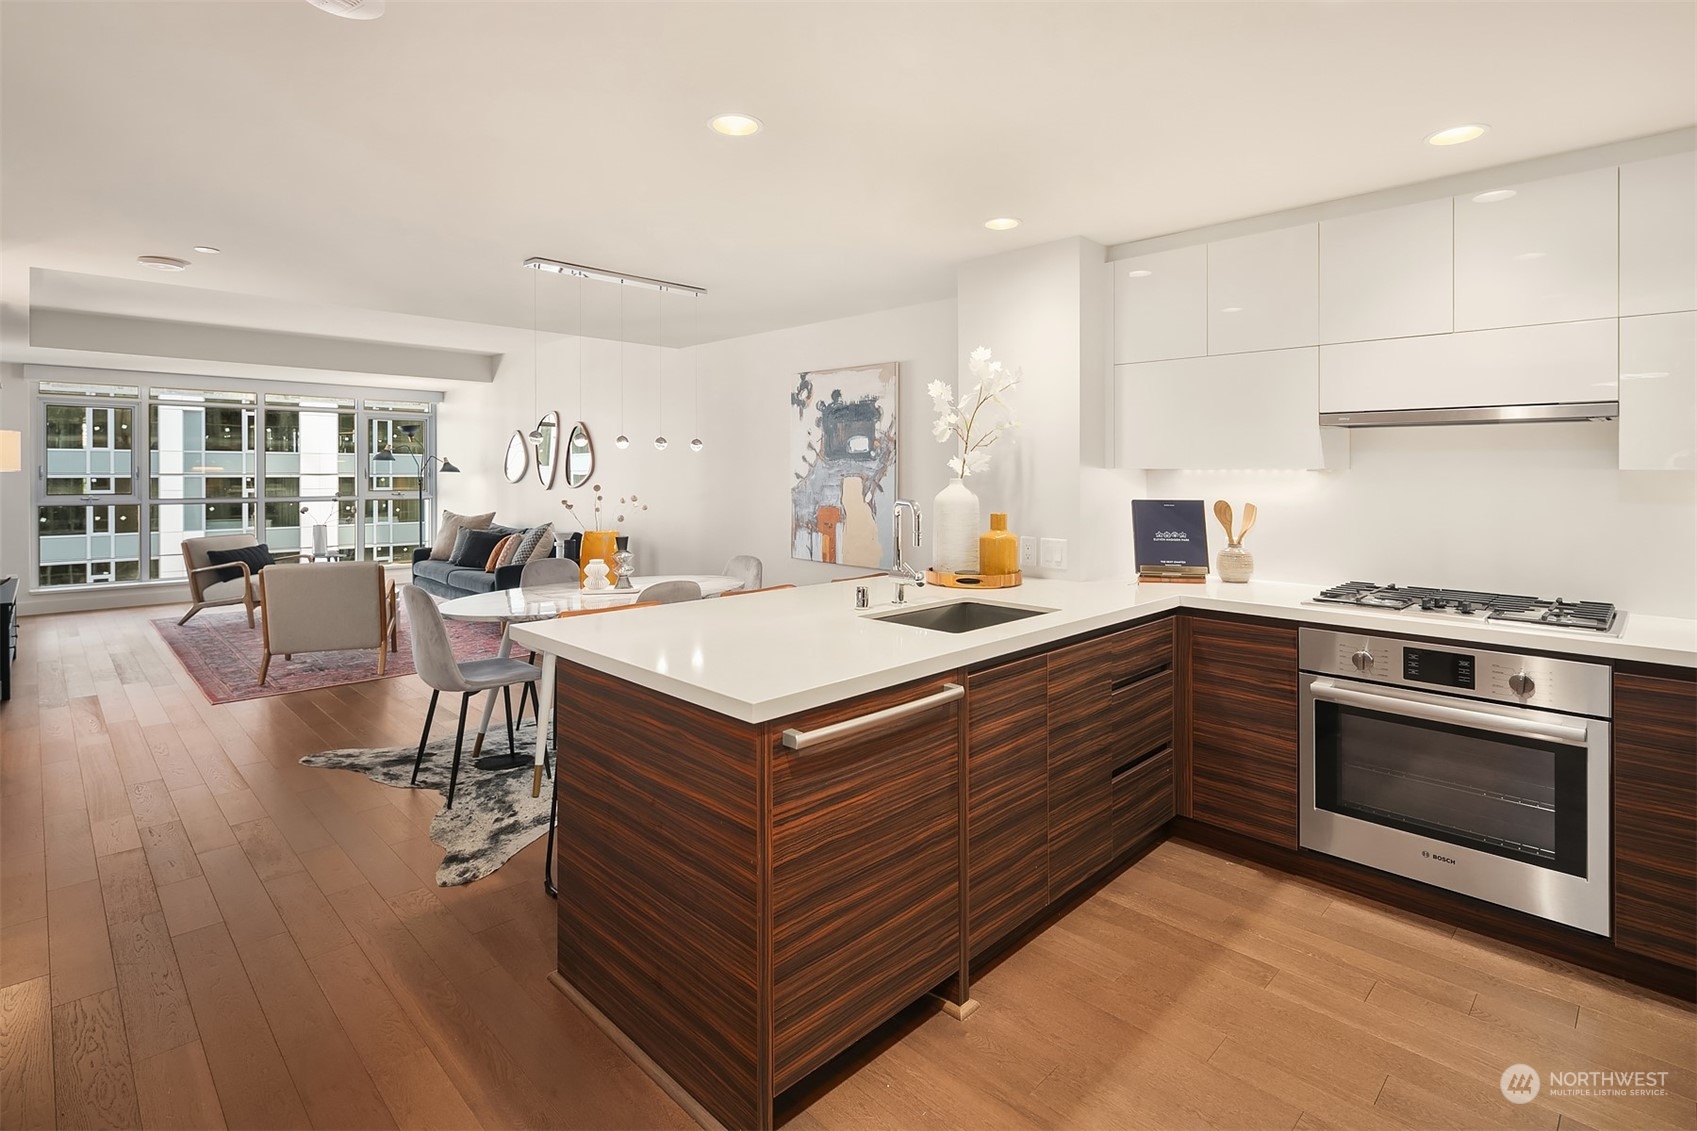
top-left (888, 499), bottom-right (925, 602)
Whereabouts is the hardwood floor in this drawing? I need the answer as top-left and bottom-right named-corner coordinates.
top-left (2, 604), bottom-right (1693, 1131)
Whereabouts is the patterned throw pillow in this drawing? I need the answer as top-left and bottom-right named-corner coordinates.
top-left (494, 531), bottom-right (525, 570)
top-left (430, 510), bottom-right (494, 560)
top-left (511, 523), bottom-right (555, 566)
top-left (485, 533), bottom-right (519, 572)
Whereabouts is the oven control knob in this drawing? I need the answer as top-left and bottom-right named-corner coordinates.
top-left (1509, 671), bottom-right (1536, 697)
top-left (1351, 649), bottom-right (1374, 673)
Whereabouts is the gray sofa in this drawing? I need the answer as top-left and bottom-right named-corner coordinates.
top-left (408, 529), bottom-right (626, 600)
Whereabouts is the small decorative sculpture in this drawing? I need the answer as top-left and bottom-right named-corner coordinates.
top-left (583, 559), bottom-right (612, 590)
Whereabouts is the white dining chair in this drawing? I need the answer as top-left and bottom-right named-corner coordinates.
top-left (637, 579), bottom-right (702, 604)
top-left (723, 554), bottom-right (763, 591)
top-left (521, 557), bottom-right (580, 588)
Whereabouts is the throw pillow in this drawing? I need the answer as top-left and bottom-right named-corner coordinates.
top-left (494, 530), bottom-right (526, 570)
top-left (449, 528), bottom-right (507, 568)
top-left (485, 533), bottom-right (520, 572)
top-left (205, 543), bottom-right (275, 584)
top-left (511, 523), bottom-right (555, 567)
top-left (430, 510), bottom-right (494, 560)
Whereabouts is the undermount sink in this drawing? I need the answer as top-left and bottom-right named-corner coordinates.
top-left (870, 599), bottom-right (1054, 634)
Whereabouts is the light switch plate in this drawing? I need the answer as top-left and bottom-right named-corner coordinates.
top-left (1040, 538), bottom-right (1068, 569)
top-left (1019, 536), bottom-right (1038, 568)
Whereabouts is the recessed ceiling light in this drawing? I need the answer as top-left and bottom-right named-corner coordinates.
top-left (305, 0), bottom-right (384, 19)
top-left (1471, 189), bottom-right (1517, 204)
top-left (137, 255), bottom-right (190, 272)
top-left (709, 114), bottom-right (762, 137)
top-left (1126, 269), bottom-right (1153, 278)
top-left (1220, 306), bottom-right (1244, 314)
top-left (1425, 124), bottom-right (1488, 146)
top-left (193, 246), bottom-right (222, 254)
top-left (984, 217), bottom-right (1021, 231)
top-left (1514, 251), bottom-right (1548, 261)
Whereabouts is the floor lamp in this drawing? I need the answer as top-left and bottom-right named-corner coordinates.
top-left (374, 431), bottom-right (458, 553)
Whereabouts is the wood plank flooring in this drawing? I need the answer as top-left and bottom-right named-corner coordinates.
top-left (2, 603), bottom-right (1693, 1131)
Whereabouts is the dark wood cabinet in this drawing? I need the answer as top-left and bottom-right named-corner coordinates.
top-left (965, 654), bottom-right (1049, 956)
top-left (1613, 669), bottom-right (1697, 971)
top-left (769, 675), bottom-right (964, 1092)
top-left (1185, 616), bottom-right (1300, 849)
top-left (1047, 619), bottom-right (1175, 899)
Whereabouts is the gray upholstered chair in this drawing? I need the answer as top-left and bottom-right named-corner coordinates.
top-left (637, 579), bottom-right (702, 604)
top-left (177, 533), bottom-right (308, 626)
top-left (256, 562), bottom-right (396, 685)
top-left (400, 584), bottom-right (541, 808)
top-left (519, 557), bottom-right (580, 589)
top-left (723, 555), bottom-right (763, 592)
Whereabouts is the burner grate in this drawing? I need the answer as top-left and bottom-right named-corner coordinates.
top-left (1311, 582), bottom-right (1619, 633)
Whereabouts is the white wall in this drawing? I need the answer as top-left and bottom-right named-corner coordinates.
top-left (688, 299), bottom-right (958, 588)
top-left (0, 363), bottom-right (30, 594)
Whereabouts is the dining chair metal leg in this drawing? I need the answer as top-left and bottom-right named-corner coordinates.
top-left (446, 691), bottom-right (472, 809)
top-left (502, 685), bottom-right (516, 755)
top-left (411, 690), bottom-right (440, 785)
top-left (543, 756), bottom-right (561, 899)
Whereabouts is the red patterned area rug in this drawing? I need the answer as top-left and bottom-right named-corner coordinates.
top-left (153, 605), bottom-right (506, 704)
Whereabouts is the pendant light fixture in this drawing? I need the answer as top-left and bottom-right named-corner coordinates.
top-left (690, 291), bottom-right (704, 452)
top-left (615, 280), bottom-right (630, 449)
top-left (527, 271), bottom-right (544, 442)
top-left (654, 287), bottom-right (668, 451)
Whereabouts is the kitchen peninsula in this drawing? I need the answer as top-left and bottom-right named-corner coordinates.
top-left (510, 579), bottom-right (1697, 1131)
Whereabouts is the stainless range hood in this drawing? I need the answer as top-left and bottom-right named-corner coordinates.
top-left (1319, 402), bottom-right (1620, 428)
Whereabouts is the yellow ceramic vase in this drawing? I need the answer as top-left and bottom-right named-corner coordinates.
top-left (580, 530), bottom-right (620, 586)
top-left (979, 512), bottom-right (1019, 575)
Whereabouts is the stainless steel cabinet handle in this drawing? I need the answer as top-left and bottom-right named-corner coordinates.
top-left (781, 683), bottom-right (964, 750)
top-left (1309, 679), bottom-right (1590, 746)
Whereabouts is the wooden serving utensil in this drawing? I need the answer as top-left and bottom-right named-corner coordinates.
top-left (1237, 502), bottom-right (1259, 545)
top-left (1213, 500), bottom-right (1236, 546)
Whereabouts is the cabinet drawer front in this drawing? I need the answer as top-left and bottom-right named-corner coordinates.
top-left (1114, 748), bottom-right (1176, 852)
top-left (967, 655), bottom-right (1050, 955)
top-left (1614, 671), bottom-right (1697, 970)
top-left (1187, 618), bottom-right (1300, 849)
top-left (770, 684), bottom-right (961, 1091)
top-left (1113, 668), bottom-right (1174, 764)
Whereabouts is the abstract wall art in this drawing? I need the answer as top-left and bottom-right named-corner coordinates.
top-left (790, 362), bottom-right (899, 567)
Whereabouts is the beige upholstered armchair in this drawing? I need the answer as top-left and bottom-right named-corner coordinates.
top-left (257, 562), bottom-right (397, 685)
top-left (177, 534), bottom-right (309, 627)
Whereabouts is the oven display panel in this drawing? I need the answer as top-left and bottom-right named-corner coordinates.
top-left (1402, 647), bottom-right (1475, 690)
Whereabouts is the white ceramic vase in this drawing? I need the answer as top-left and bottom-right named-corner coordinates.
top-left (931, 477), bottom-right (981, 574)
top-left (583, 559), bottom-right (612, 591)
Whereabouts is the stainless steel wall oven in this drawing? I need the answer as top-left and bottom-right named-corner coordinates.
top-left (1299, 628), bottom-right (1612, 935)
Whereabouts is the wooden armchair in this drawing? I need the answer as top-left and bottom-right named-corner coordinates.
top-left (257, 562), bottom-right (397, 685)
top-left (177, 534), bottom-right (310, 627)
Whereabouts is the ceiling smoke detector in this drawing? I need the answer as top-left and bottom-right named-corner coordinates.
top-left (305, 0), bottom-right (385, 19)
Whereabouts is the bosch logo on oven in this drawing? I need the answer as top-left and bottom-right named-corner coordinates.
top-left (1421, 849), bottom-right (1458, 865)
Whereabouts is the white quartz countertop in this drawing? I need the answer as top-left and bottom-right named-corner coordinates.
top-left (507, 576), bottom-right (1697, 724)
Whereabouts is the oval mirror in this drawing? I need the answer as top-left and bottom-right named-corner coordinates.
top-left (564, 421), bottom-right (594, 488)
top-left (533, 411), bottom-right (561, 489)
top-left (503, 430), bottom-right (529, 483)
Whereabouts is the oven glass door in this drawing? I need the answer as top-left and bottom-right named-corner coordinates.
top-left (1311, 684), bottom-right (1590, 877)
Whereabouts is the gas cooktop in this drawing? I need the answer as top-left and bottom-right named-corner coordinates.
top-left (1311, 582), bottom-right (1623, 635)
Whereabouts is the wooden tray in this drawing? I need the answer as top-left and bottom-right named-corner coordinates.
top-left (925, 569), bottom-right (1023, 589)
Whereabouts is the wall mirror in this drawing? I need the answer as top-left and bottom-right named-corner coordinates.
top-left (565, 421), bottom-right (594, 488)
top-left (503, 430), bottom-right (529, 483)
top-left (534, 411), bottom-right (561, 489)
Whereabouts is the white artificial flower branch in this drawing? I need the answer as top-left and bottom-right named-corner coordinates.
top-left (928, 345), bottom-right (1021, 478)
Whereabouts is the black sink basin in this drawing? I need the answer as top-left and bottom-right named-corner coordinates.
top-left (872, 600), bottom-right (1053, 634)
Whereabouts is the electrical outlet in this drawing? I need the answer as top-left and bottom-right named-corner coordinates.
top-left (1040, 537), bottom-right (1068, 570)
top-left (1019, 536), bottom-right (1038, 568)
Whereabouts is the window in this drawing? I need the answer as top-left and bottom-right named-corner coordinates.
top-left (31, 377), bottom-right (440, 589)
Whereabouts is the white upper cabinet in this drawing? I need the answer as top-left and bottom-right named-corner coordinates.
top-left (1207, 224), bottom-right (1318, 354)
top-left (1116, 348), bottom-right (1344, 470)
top-left (1319, 320), bottom-right (1618, 414)
top-left (1319, 198), bottom-right (1453, 343)
top-left (1621, 153), bottom-right (1697, 317)
top-left (1453, 166), bottom-right (1618, 331)
top-left (1619, 312), bottom-right (1696, 471)
top-left (1113, 246), bottom-right (1207, 363)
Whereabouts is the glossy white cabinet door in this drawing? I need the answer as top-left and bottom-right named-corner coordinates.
top-left (1453, 166), bottom-right (1617, 331)
top-left (1114, 245), bottom-right (1207, 363)
top-left (1320, 198), bottom-right (1453, 344)
top-left (1116, 348), bottom-right (1334, 469)
top-left (1319, 320), bottom-right (1618, 413)
top-left (1207, 224), bottom-right (1318, 354)
top-left (1621, 153), bottom-right (1697, 317)
top-left (1619, 312), bottom-right (1696, 470)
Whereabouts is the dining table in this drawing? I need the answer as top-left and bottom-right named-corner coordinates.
top-left (437, 573), bottom-right (741, 769)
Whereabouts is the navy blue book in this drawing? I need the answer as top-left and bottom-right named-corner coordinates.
top-left (1131, 499), bottom-right (1209, 578)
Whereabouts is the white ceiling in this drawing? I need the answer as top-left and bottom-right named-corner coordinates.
top-left (2, 0), bottom-right (1693, 361)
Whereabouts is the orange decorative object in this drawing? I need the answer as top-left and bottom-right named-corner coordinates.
top-left (580, 530), bottom-right (620, 586)
top-left (979, 512), bottom-right (1019, 575)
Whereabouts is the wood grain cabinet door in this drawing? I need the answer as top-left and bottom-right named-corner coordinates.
top-left (1613, 671), bottom-right (1697, 970)
top-left (1186, 617), bottom-right (1300, 849)
top-left (966, 654), bottom-right (1049, 956)
top-left (768, 677), bottom-right (963, 1093)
